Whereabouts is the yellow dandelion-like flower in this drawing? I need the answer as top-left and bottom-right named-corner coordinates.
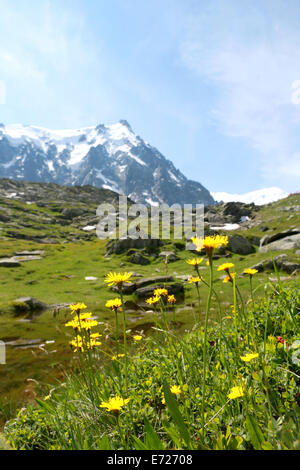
top-left (133, 335), bottom-right (143, 341)
top-left (186, 258), bottom-right (203, 266)
top-left (112, 353), bottom-right (125, 361)
top-left (192, 235), bottom-right (228, 256)
top-left (100, 395), bottom-right (130, 413)
top-left (153, 288), bottom-right (168, 297)
top-left (223, 272), bottom-right (236, 283)
top-left (217, 262), bottom-right (235, 272)
top-left (167, 294), bottom-right (176, 304)
top-left (188, 276), bottom-right (203, 284)
top-left (104, 272), bottom-right (133, 287)
top-left (170, 385), bottom-right (182, 395)
top-left (146, 296), bottom-right (161, 305)
top-left (243, 268), bottom-right (259, 276)
top-left (69, 302), bottom-right (87, 313)
top-left (227, 385), bottom-right (244, 400)
top-left (240, 353), bottom-right (259, 362)
top-left (105, 298), bottom-right (122, 310)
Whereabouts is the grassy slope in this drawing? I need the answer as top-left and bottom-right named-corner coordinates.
top-left (0, 193), bottom-right (299, 423)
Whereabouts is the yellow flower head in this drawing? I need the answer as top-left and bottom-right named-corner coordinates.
top-left (133, 335), bottom-right (143, 342)
top-left (188, 276), bottom-right (203, 284)
top-left (186, 258), bottom-right (203, 266)
top-left (223, 272), bottom-right (236, 283)
top-left (104, 272), bottom-right (133, 287)
top-left (105, 298), bottom-right (122, 310)
top-left (153, 288), bottom-right (168, 297)
top-left (112, 353), bottom-right (125, 360)
top-left (170, 385), bottom-right (182, 395)
top-left (167, 294), bottom-right (176, 304)
top-left (146, 296), bottom-right (161, 305)
top-left (192, 235), bottom-right (228, 256)
top-left (217, 262), bottom-right (235, 272)
top-left (244, 268), bottom-right (259, 276)
top-left (240, 353), bottom-right (259, 362)
top-left (227, 385), bottom-right (244, 400)
top-left (100, 395), bottom-right (130, 413)
top-left (69, 303), bottom-right (87, 313)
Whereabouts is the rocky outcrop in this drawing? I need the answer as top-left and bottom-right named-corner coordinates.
top-left (259, 227), bottom-right (300, 253)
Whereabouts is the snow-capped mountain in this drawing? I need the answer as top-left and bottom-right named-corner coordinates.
top-left (0, 121), bottom-right (214, 206)
top-left (212, 187), bottom-right (288, 206)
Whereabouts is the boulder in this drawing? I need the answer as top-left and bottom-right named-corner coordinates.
top-left (61, 207), bottom-right (86, 219)
top-left (135, 282), bottom-right (184, 299)
top-left (259, 233), bottom-right (300, 253)
top-left (13, 297), bottom-right (49, 312)
top-left (227, 235), bottom-right (255, 255)
top-left (106, 237), bottom-right (162, 255)
top-left (129, 252), bottom-right (150, 265)
top-left (0, 258), bottom-right (21, 267)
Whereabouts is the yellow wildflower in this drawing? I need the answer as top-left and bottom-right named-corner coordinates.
top-left (192, 235), bottom-right (228, 256)
top-left (227, 385), bottom-right (244, 400)
top-left (133, 335), bottom-right (143, 342)
top-left (186, 258), bottom-right (203, 266)
top-left (167, 294), bottom-right (176, 304)
top-left (100, 395), bottom-right (130, 413)
top-left (170, 385), bottom-right (182, 395)
top-left (217, 262), bottom-right (235, 272)
top-left (240, 353), bottom-right (259, 362)
top-left (104, 272), bottom-right (133, 287)
top-left (188, 276), bottom-right (203, 284)
top-left (69, 302), bottom-right (87, 313)
top-left (105, 298), bottom-right (122, 310)
top-left (223, 272), bottom-right (236, 283)
top-left (146, 296), bottom-right (161, 305)
top-left (153, 288), bottom-right (168, 297)
top-left (244, 268), bottom-right (259, 276)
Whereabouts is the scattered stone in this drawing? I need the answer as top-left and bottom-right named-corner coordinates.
top-left (259, 225), bottom-right (269, 232)
top-left (85, 276), bottom-right (98, 281)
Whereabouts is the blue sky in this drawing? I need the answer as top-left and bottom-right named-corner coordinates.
top-left (0, 0), bottom-right (300, 193)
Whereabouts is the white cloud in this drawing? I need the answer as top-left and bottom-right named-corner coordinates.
top-left (178, 1), bottom-right (300, 190)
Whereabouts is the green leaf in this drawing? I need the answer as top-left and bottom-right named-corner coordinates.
top-left (144, 416), bottom-right (164, 450)
top-left (163, 380), bottom-right (193, 449)
top-left (245, 414), bottom-right (265, 450)
top-left (132, 436), bottom-right (149, 450)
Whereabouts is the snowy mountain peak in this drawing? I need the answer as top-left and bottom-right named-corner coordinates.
top-left (0, 121), bottom-right (214, 206)
top-left (212, 187), bottom-right (288, 205)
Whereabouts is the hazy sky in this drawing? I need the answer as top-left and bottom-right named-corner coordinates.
top-left (0, 0), bottom-right (300, 193)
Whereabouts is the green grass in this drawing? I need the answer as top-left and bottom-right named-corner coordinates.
top-left (3, 276), bottom-right (299, 450)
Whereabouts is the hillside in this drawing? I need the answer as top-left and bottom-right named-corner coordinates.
top-left (0, 181), bottom-right (299, 432)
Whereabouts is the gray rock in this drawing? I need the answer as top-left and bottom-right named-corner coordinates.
top-left (61, 207), bottom-right (86, 219)
top-left (159, 251), bottom-right (178, 262)
top-left (0, 258), bottom-right (21, 267)
top-left (135, 282), bottom-right (184, 299)
top-left (227, 235), bottom-right (255, 255)
top-left (129, 252), bottom-right (150, 265)
top-left (259, 233), bottom-right (300, 253)
top-left (260, 227), bottom-right (300, 247)
top-left (13, 296), bottom-right (49, 311)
